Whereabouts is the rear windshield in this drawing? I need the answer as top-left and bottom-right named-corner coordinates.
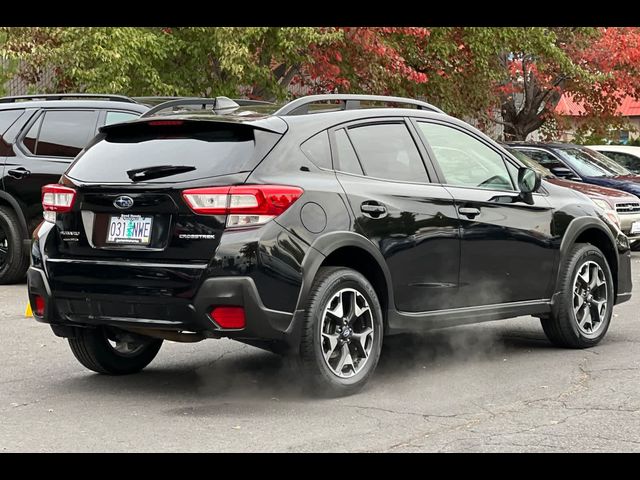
top-left (65, 122), bottom-right (282, 183)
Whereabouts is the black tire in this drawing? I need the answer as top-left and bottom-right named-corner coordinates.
top-left (0, 206), bottom-right (29, 284)
top-left (299, 267), bottom-right (384, 397)
top-left (68, 327), bottom-right (163, 375)
top-left (541, 243), bottom-right (614, 348)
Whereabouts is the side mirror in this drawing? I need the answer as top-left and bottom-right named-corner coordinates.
top-left (518, 167), bottom-right (541, 193)
top-left (550, 166), bottom-right (579, 180)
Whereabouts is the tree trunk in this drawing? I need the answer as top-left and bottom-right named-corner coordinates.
top-left (499, 71), bottom-right (566, 141)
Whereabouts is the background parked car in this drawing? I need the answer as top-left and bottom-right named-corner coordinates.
top-left (589, 145), bottom-right (640, 174)
top-left (0, 94), bottom-right (150, 284)
top-left (507, 142), bottom-right (640, 247)
top-left (505, 147), bottom-right (639, 237)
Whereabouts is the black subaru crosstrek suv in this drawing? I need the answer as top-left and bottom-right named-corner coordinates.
top-left (0, 94), bottom-right (149, 283)
top-left (27, 94), bottom-right (632, 396)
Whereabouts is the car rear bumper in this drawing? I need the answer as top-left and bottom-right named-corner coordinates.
top-left (27, 266), bottom-right (305, 351)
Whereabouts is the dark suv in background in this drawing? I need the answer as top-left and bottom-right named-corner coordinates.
top-left (28, 95), bottom-right (632, 396)
top-left (0, 94), bottom-right (148, 283)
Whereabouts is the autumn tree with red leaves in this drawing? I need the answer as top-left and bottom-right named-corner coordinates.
top-left (302, 27), bottom-right (640, 140)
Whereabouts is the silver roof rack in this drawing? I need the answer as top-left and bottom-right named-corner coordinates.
top-left (274, 94), bottom-right (445, 116)
top-left (0, 93), bottom-right (137, 104)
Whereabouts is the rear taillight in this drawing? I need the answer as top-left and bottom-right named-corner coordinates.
top-left (182, 185), bottom-right (303, 228)
top-left (42, 184), bottom-right (76, 222)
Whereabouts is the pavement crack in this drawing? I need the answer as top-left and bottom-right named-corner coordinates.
top-left (201, 345), bottom-right (248, 368)
top-left (341, 404), bottom-right (471, 421)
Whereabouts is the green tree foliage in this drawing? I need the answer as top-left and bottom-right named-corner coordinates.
top-left (4, 27), bottom-right (640, 141)
top-left (0, 27), bottom-right (337, 100)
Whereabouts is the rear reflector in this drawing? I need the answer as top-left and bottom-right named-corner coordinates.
top-left (210, 306), bottom-right (246, 329)
top-left (182, 185), bottom-right (303, 227)
top-left (34, 295), bottom-right (45, 317)
top-left (42, 184), bottom-right (76, 214)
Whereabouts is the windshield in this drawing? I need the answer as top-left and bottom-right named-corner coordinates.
top-left (506, 148), bottom-right (554, 178)
top-left (558, 147), bottom-right (632, 177)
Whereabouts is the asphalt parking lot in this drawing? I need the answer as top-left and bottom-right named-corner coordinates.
top-left (2, 257), bottom-right (640, 452)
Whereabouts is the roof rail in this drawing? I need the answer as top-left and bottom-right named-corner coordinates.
top-left (0, 93), bottom-right (137, 104)
top-left (140, 97), bottom-right (240, 118)
top-left (133, 96), bottom-right (275, 108)
top-left (274, 94), bottom-right (445, 116)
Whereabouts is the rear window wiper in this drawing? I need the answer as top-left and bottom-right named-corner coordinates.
top-left (126, 165), bottom-right (196, 182)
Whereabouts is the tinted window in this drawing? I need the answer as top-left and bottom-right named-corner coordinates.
top-left (347, 123), bottom-right (428, 182)
top-left (66, 122), bottom-right (282, 184)
top-left (0, 109), bottom-right (24, 135)
top-left (334, 129), bottom-right (363, 175)
top-left (301, 130), bottom-right (332, 169)
top-left (105, 111), bottom-right (139, 126)
top-left (22, 115), bottom-right (43, 155)
top-left (23, 110), bottom-right (98, 158)
top-left (418, 122), bottom-right (513, 191)
top-left (36, 110), bottom-right (97, 157)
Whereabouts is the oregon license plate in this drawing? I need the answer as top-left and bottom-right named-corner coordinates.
top-left (106, 214), bottom-right (153, 245)
top-left (632, 221), bottom-right (640, 234)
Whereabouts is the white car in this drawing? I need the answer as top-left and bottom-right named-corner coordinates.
top-left (590, 145), bottom-right (640, 174)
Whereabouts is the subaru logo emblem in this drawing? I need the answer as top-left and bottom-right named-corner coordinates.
top-left (114, 196), bottom-right (134, 209)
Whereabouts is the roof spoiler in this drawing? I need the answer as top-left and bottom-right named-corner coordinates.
top-left (139, 97), bottom-right (240, 118)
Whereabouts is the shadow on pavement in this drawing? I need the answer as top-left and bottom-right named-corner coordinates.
top-left (53, 321), bottom-right (555, 403)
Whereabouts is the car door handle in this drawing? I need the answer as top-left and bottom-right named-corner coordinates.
top-left (7, 168), bottom-right (31, 179)
top-left (458, 207), bottom-right (481, 218)
top-left (360, 202), bottom-right (387, 218)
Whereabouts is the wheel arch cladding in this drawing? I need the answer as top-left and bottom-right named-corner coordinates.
top-left (299, 232), bottom-right (393, 330)
top-left (560, 217), bottom-right (619, 296)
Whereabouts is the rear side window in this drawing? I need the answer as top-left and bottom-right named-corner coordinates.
top-left (334, 129), bottom-right (363, 175)
top-left (105, 111), bottom-right (139, 126)
top-left (0, 109), bottom-right (24, 135)
top-left (347, 123), bottom-right (428, 182)
top-left (22, 110), bottom-right (98, 158)
top-left (22, 115), bottom-right (42, 154)
top-left (66, 121), bottom-right (283, 183)
top-left (301, 131), bottom-right (332, 169)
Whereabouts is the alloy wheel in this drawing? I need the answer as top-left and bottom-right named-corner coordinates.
top-left (320, 288), bottom-right (375, 378)
top-left (573, 260), bottom-right (608, 337)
